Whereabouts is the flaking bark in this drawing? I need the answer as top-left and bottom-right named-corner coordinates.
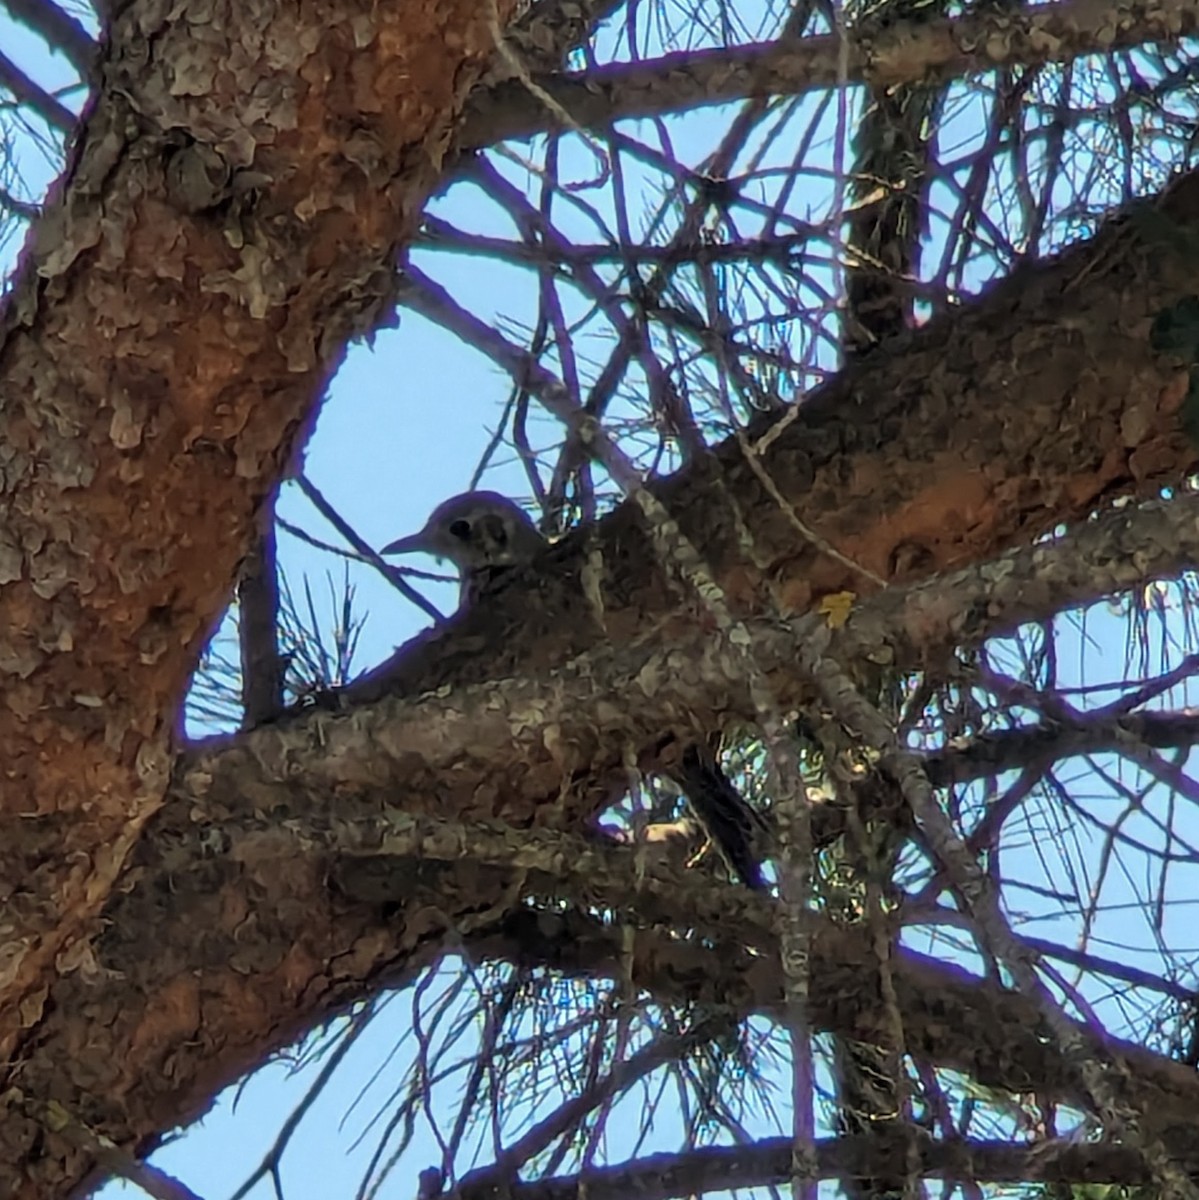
top-left (0, 0), bottom-right (520, 1189)
top-left (3, 492), bottom-right (1194, 1193)
top-left (5, 5), bottom-right (1199, 1187)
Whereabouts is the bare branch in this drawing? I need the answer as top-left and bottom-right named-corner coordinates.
top-left (451, 1134), bottom-right (1179, 1200)
top-left (459, 0), bottom-right (1199, 149)
top-left (294, 474), bottom-right (446, 626)
top-left (1, 0), bottom-right (95, 77)
top-left (0, 47), bottom-right (75, 133)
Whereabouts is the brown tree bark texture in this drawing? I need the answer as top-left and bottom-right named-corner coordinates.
top-left (4, 0), bottom-right (1199, 1192)
top-left (0, 0), bottom-right (520, 1189)
top-left (9, 500), bottom-right (1199, 1192)
top-left (459, 0), bottom-right (1199, 148)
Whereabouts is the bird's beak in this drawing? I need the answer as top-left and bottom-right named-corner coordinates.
top-left (380, 530), bottom-right (433, 556)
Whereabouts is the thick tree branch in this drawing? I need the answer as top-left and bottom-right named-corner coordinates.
top-left (924, 710), bottom-right (1199, 788)
top-left (10, 489), bottom-right (1197, 1194)
top-left (458, 0), bottom-right (1199, 148)
top-left (176, 493), bottom-right (1199, 885)
top-left (18, 794), bottom-right (1199, 1196)
top-left (471, 904), bottom-right (1199, 1133)
top-left (400, 163), bottom-right (1199, 651)
top-left (9, 6), bottom-right (1199, 1185)
top-left (339, 808), bottom-right (1198, 1004)
top-left (452, 1135), bottom-right (1181, 1200)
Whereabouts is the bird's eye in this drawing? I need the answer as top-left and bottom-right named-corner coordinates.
top-left (449, 519), bottom-right (471, 540)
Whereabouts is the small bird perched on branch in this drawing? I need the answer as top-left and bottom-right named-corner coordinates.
top-left (383, 490), bottom-right (769, 889)
top-left (381, 491), bottom-right (544, 607)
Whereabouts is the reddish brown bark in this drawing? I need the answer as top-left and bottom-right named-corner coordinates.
top-left (0, 0), bottom-right (518, 1175)
top-left (459, 0), bottom-right (1199, 148)
top-left (7, 489), bottom-right (1198, 1195)
top-left (5, 0), bottom-right (1199, 1192)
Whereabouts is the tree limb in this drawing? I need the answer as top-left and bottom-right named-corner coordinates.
top-left (458, 0), bottom-right (1199, 148)
top-left (0, 46), bottom-right (75, 132)
top-left (449, 1134), bottom-right (1174, 1200)
top-left (0, 1), bottom-right (526, 1187)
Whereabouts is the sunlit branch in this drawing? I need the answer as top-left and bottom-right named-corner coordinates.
top-left (458, 0), bottom-right (1199, 149)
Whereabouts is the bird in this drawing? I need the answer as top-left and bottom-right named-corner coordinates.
top-left (383, 490), bottom-right (769, 889)
top-left (380, 490), bottom-right (546, 607)
top-left (675, 741), bottom-right (767, 890)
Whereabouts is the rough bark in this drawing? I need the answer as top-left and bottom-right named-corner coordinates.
top-left (6, 1), bottom-right (1199, 1189)
top-left (184, 493), bottom-right (1199, 842)
top-left (16, 791), bottom-right (1199, 1194)
top-left (5, 490), bottom-right (1196, 1194)
top-left (0, 0), bottom-right (520, 1187)
top-left (396, 169), bottom-right (1199, 647)
top-left (458, 0), bottom-right (1199, 149)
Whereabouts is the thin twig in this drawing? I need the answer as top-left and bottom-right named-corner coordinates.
top-left (294, 475), bottom-right (446, 625)
top-left (797, 637), bottom-right (1199, 1199)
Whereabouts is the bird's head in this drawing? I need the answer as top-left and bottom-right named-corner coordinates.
top-left (381, 491), bottom-right (545, 576)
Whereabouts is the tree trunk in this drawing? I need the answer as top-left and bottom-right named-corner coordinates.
top-left (4, 0), bottom-right (1199, 1193)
